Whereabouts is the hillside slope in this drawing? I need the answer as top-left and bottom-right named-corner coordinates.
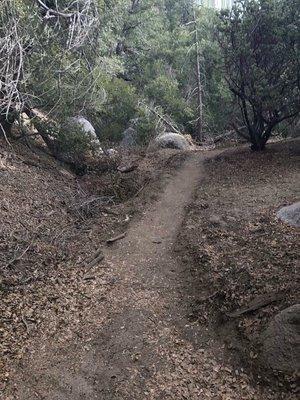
top-left (0, 139), bottom-right (187, 394)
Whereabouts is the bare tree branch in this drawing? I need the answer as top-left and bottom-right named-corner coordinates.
top-left (36, 0), bottom-right (74, 19)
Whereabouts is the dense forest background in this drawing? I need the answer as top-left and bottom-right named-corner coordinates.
top-left (0, 0), bottom-right (299, 154)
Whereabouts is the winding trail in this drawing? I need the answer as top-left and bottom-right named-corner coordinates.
top-left (13, 153), bottom-right (219, 400)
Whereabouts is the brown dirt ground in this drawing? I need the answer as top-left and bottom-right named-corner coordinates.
top-left (7, 150), bottom-right (207, 400)
top-left (0, 139), bottom-right (299, 400)
top-left (0, 139), bottom-right (187, 396)
top-left (176, 139), bottom-right (299, 395)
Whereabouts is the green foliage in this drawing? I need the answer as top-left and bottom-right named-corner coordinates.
top-left (96, 78), bottom-right (138, 142)
top-left (57, 123), bottom-right (95, 158)
top-left (1, 0), bottom-right (298, 155)
top-left (218, 0), bottom-right (300, 149)
top-left (144, 75), bottom-right (194, 128)
top-left (133, 105), bottom-right (159, 145)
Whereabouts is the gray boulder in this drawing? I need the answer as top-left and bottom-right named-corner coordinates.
top-left (261, 304), bottom-right (300, 373)
top-left (277, 202), bottom-right (300, 227)
top-left (153, 133), bottom-right (192, 150)
top-left (68, 116), bottom-right (101, 148)
top-left (69, 116), bottom-right (96, 136)
top-left (121, 127), bottom-right (137, 149)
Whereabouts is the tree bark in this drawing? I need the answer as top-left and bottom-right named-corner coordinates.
top-left (23, 107), bottom-right (58, 155)
top-left (250, 118), bottom-right (279, 151)
top-left (193, 9), bottom-right (204, 142)
top-left (0, 114), bottom-right (16, 136)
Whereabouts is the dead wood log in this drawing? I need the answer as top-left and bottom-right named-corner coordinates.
top-left (73, 196), bottom-right (115, 210)
top-left (106, 232), bottom-right (126, 245)
top-left (213, 126), bottom-right (246, 144)
top-left (227, 292), bottom-right (285, 318)
top-left (84, 250), bottom-right (105, 269)
top-left (82, 250), bottom-right (106, 280)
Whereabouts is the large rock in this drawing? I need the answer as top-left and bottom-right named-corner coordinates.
top-left (68, 116), bottom-right (96, 135)
top-left (153, 133), bottom-right (192, 150)
top-left (261, 304), bottom-right (300, 373)
top-left (68, 116), bottom-right (100, 146)
top-left (277, 202), bottom-right (300, 227)
top-left (120, 127), bottom-right (137, 149)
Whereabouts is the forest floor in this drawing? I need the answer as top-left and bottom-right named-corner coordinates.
top-left (1, 139), bottom-right (299, 399)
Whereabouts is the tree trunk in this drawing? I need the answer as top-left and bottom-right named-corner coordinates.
top-left (250, 129), bottom-right (266, 151)
top-left (250, 122), bottom-right (276, 151)
top-left (23, 106), bottom-right (87, 175)
top-left (0, 113), bottom-right (16, 136)
top-left (250, 141), bottom-right (266, 151)
top-left (193, 9), bottom-right (204, 142)
top-left (23, 107), bottom-right (58, 155)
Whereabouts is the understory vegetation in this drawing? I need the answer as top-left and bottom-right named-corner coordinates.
top-left (0, 0), bottom-right (299, 155)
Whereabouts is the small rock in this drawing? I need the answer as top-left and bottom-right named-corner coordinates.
top-left (199, 202), bottom-right (209, 209)
top-left (152, 238), bottom-right (162, 244)
top-left (208, 214), bottom-right (227, 227)
top-left (68, 116), bottom-right (96, 137)
top-left (261, 304), bottom-right (300, 373)
top-left (277, 202), bottom-right (300, 227)
top-left (67, 116), bottom-right (103, 152)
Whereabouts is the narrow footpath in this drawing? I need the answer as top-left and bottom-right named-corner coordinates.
top-left (11, 152), bottom-right (276, 400)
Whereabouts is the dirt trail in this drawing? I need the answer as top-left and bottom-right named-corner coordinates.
top-left (92, 152), bottom-right (207, 399)
top-left (11, 152), bottom-right (209, 399)
top-left (10, 151), bottom-right (276, 400)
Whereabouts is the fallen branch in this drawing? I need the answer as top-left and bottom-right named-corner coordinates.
top-left (84, 250), bottom-right (105, 269)
top-left (227, 292), bottom-right (284, 318)
top-left (144, 103), bottom-right (181, 134)
top-left (0, 123), bottom-right (13, 147)
top-left (213, 126), bottom-right (246, 144)
top-left (106, 232), bottom-right (126, 245)
top-left (36, 0), bottom-right (74, 18)
top-left (73, 196), bottom-right (115, 210)
top-left (131, 178), bottom-right (151, 200)
top-left (83, 275), bottom-right (96, 281)
top-left (5, 243), bottom-right (32, 268)
top-left (21, 314), bottom-right (29, 332)
top-left (82, 250), bottom-right (106, 280)
top-left (198, 290), bottom-right (220, 303)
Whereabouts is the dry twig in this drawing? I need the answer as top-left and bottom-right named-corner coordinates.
top-left (106, 233), bottom-right (126, 245)
top-left (4, 243), bottom-right (32, 269)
